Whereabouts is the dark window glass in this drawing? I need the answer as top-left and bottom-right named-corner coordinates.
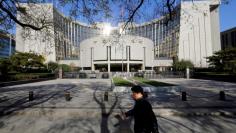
top-left (225, 34), bottom-right (228, 46)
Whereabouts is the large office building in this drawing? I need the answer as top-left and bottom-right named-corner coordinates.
top-left (16, 0), bottom-right (221, 72)
top-left (221, 27), bottom-right (236, 50)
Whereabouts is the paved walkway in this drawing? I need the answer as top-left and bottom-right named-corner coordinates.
top-left (148, 78), bottom-right (236, 116)
top-left (0, 78), bottom-right (236, 133)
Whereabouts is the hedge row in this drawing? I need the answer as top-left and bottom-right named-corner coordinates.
top-left (0, 73), bottom-right (55, 82)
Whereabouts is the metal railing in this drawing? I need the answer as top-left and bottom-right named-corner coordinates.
top-left (62, 71), bottom-right (186, 79)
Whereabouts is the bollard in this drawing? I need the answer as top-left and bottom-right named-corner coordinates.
top-left (65, 91), bottom-right (71, 101)
top-left (182, 92), bottom-right (187, 101)
top-left (29, 91), bottom-right (34, 101)
top-left (104, 91), bottom-right (108, 101)
top-left (219, 91), bottom-right (225, 101)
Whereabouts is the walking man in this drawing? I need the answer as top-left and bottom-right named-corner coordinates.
top-left (123, 85), bottom-right (159, 133)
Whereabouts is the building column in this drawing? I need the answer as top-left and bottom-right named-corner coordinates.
top-left (142, 64), bottom-right (145, 71)
top-left (143, 47), bottom-right (146, 71)
top-left (91, 47), bottom-right (95, 71)
top-left (127, 46), bottom-right (130, 72)
top-left (80, 49), bottom-right (83, 71)
top-left (108, 63), bottom-right (110, 72)
top-left (92, 64), bottom-right (95, 71)
top-left (108, 46), bottom-right (111, 72)
top-left (127, 63), bottom-right (130, 72)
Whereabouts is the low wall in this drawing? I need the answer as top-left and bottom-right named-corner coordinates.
top-left (0, 77), bottom-right (56, 87)
top-left (193, 73), bottom-right (236, 83)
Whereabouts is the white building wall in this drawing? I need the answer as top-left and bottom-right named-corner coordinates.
top-left (81, 47), bottom-right (91, 67)
top-left (111, 44), bottom-right (127, 60)
top-left (130, 44), bottom-right (143, 60)
top-left (80, 35), bottom-right (154, 68)
top-left (210, 4), bottom-right (221, 52)
top-left (179, 0), bottom-right (220, 67)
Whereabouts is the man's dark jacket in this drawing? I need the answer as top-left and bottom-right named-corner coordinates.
top-left (125, 98), bottom-right (159, 133)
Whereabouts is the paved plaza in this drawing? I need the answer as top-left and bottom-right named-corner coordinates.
top-left (0, 78), bottom-right (236, 133)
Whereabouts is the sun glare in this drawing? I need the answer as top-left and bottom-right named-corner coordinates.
top-left (103, 24), bottom-right (112, 36)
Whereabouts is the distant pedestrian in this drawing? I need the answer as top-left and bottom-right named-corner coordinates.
top-left (123, 85), bottom-right (159, 133)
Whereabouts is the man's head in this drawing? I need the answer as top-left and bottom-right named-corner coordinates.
top-left (131, 85), bottom-right (144, 100)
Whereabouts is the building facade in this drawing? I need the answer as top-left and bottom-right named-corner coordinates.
top-left (16, 0), bottom-right (221, 72)
top-left (0, 31), bottom-right (15, 58)
top-left (221, 27), bottom-right (236, 50)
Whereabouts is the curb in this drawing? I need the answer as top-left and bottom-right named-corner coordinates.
top-left (160, 111), bottom-right (236, 117)
top-left (0, 77), bottom-right (56, 88)
top-left (155, 109), bottom-right (236, 117)
top-left (1, 106), bottom-right (236, 117)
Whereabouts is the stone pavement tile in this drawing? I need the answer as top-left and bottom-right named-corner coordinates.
top-left (157, 115), bottom-right (236, 133)
top-left (1, 107), bottom-right (236, 133)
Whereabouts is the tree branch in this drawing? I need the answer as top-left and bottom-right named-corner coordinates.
top-left (0, 2), bottom-right (46, 30)
top-left (166, 0), bottom-right (176, 23)
top-left (122, 0), bottom-right (144, 33)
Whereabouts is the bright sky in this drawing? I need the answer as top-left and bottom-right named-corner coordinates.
top-left (220, 0), bottom-right (236, 31)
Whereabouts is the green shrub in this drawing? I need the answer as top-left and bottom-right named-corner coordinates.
top-left (172, 60), bottom-right (194, 71)
top-left (206, 48), bottom-right (236, 73)
top-left (48, 61), bottom-right (59, 72)
top-left (10, 52), bottom-right (45, 72)
top-left (59, 64), bottom-right (71, 72)
top-left (5, 73), bottom-right (55, 81)
top-left (0, 58), bottom-right (11, 79)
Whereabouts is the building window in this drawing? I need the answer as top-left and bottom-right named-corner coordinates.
top-left (225, 34), bottom-right (228, 47)
top-left (221, 34), bottom-right (225, 49)
top-left (231, 31), bottom-right (236, 47)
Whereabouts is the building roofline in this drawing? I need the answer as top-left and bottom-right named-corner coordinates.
top-left (221, 27), bottom-right (236, 34)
